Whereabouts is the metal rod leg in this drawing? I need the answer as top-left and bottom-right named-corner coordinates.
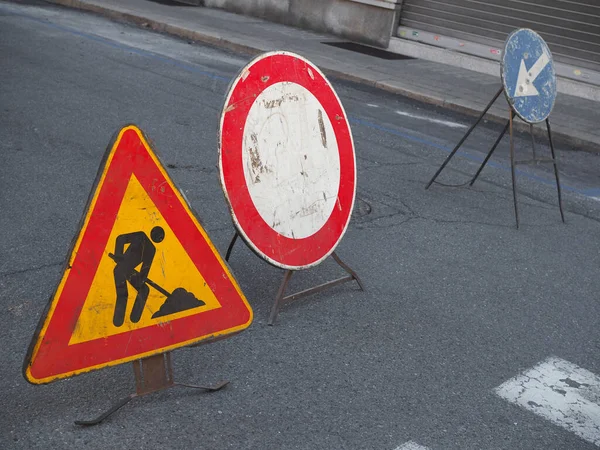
top-left (546, 119), bottom-right (565, 223)
top-left (268, 270), bottom-right (294, 326)
top-left (469, 115), bottom-right (513, 186)
top-left (225, 231), bottom-right (239, 262)
top-left (529, 123), bottom-right (537, 159)
top-left (509, 110), bottom-right (520, 228)
top-left (174, 381), bottom-right (229, 391)
top-left (75, 395), bottom-right (135, 426)
top-left (426, 87), bottom-right (503, 189)
top-left (331, 252), bottom-right (364, 291)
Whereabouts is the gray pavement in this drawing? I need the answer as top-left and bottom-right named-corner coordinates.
top-left (44, 0), bottom-right (600, 152)
top-left (2, 2), bottom-right (600, 450)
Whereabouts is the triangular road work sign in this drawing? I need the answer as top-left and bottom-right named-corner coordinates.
top-left (24, 125), bottom-right (252, 384)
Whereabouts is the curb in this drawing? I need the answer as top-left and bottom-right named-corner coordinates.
top-left (45, 0), bottom-right (599, 152)
top-left (45, 0), bottom-right (265, 56)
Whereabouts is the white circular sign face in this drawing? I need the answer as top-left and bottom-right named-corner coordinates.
top-left (219, 51), bottom-right (356, 270)
top-left (241, 81), bottom-right (341, 239)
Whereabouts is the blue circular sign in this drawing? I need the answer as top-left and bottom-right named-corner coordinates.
top-left (501, 29), bottom-right (557, 124)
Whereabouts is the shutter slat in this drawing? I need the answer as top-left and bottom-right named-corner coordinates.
top-left (399, 0), bottom-right (600, 71)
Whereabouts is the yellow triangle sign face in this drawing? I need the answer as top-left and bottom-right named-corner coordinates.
top-left (69, 174), bottom-right (222, 344)
top-left (24, 125), bottom-right (253, 384)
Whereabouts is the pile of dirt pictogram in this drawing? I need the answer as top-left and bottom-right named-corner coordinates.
top-left (152, 288), bottom-right (205, 318)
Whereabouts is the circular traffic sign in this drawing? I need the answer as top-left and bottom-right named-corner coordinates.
top-left (501, 28), bottom-right (557, 124)
top-left (218, 51), bottom-right (356, 270)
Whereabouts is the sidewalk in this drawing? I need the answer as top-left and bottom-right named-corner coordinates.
top-left (46, 0), bottom-right (600, 152)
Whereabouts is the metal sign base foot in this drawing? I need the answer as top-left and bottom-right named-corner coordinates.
top-left (225, 232), bottom-right (364, 325)
top-left (268, 252), bottom-right (364, 326)
top-left (74, 353), bottom-right (228, 426)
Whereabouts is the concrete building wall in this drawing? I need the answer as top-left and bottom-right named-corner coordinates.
top-left (202, 0), bottom-right (402, 48)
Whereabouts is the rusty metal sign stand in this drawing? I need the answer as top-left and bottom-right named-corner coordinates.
top-left (225, 231), bottom-right (364, 325)
top-left (75, 352), bottom-right (228, 426)
top-left (424, 86), bottom-right (564, 228)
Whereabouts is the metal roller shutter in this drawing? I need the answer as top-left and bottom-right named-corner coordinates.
top-left (399, 0), bottom-right (600, 72)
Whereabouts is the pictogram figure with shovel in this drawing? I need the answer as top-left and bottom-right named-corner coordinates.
top-left (109, 226), bottom-right (205, 327)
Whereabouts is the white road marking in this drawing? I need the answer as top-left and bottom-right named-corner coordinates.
top-left (394, 441), bottom-right (430, 450)
top-left (495, 357), bottom-right (600, 447)
top-left (367, 103), bottom-right (380, 108)
top-left (394, 110), bottom-right (467, 129)
top-left (242, 81), bottom-right (341, 239)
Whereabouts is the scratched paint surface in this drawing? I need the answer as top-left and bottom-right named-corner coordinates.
top-left (219, 52), bottom-right (356, 270)
top-left (242, 81), bottom-right (341, 239)
top-left (501, 28), bottom-right (557, 123)
top-left (69, 174), bottom-right (221, 344)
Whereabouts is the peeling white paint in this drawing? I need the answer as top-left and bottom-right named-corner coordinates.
top-left (495, 357), bottom-right (600, 447)
top-left (242, 81), bottom-right (341, 239)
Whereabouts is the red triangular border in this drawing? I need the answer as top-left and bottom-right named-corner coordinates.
top-left (24, 125), bottom-right (252, 384)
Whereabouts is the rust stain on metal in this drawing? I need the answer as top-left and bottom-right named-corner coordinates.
top-left (335, 114), bottom-right (342, 121)
top-left (317, 109), bottom-right (327, 148)
top-left (261, 75), bottom-right (270, 83)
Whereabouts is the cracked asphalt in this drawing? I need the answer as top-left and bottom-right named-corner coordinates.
top-left (2, 1), bottom-right (600, 449)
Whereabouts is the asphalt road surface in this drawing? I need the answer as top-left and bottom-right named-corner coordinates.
top-left (2, 1), bottom-right (600, 449)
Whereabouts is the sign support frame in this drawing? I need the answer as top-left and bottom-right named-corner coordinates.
top-left (424, 86), bottom-right (565, 228)
top-left (74, 352), bottom-right (228, 426)
top-left (225, 231), bottom-right (363, 325)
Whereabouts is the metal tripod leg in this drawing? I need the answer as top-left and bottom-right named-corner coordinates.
top-left (546, 119), bottom-right (565, 223)
top-left (529, 123), bottom-right (537, 159)
top-left (74, 395), bottom-right (135, 426)
top-left (426, 87), bottom-right (503, 189)
top-left (331, 252), bottom-right (365, 291)
top-left (469, 113), bottom-right (514, 186)
top-left (268, 270), bottom-right (294, 326)
top-left (225, 231), bottom-right (239, 261)
top-left (268, 252), bottom-right (364, 326)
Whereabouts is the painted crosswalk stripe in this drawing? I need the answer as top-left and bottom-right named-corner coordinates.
top-left (394, 441), bottom-right (430, 450)
top-left (495, 356), bottom-right (600, 447)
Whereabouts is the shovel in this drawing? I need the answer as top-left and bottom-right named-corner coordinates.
top-left (108, 253), bottom-right (171, 298)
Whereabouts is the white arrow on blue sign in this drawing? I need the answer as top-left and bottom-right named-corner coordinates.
top-left (501, 29), bottom-right (557, 123)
